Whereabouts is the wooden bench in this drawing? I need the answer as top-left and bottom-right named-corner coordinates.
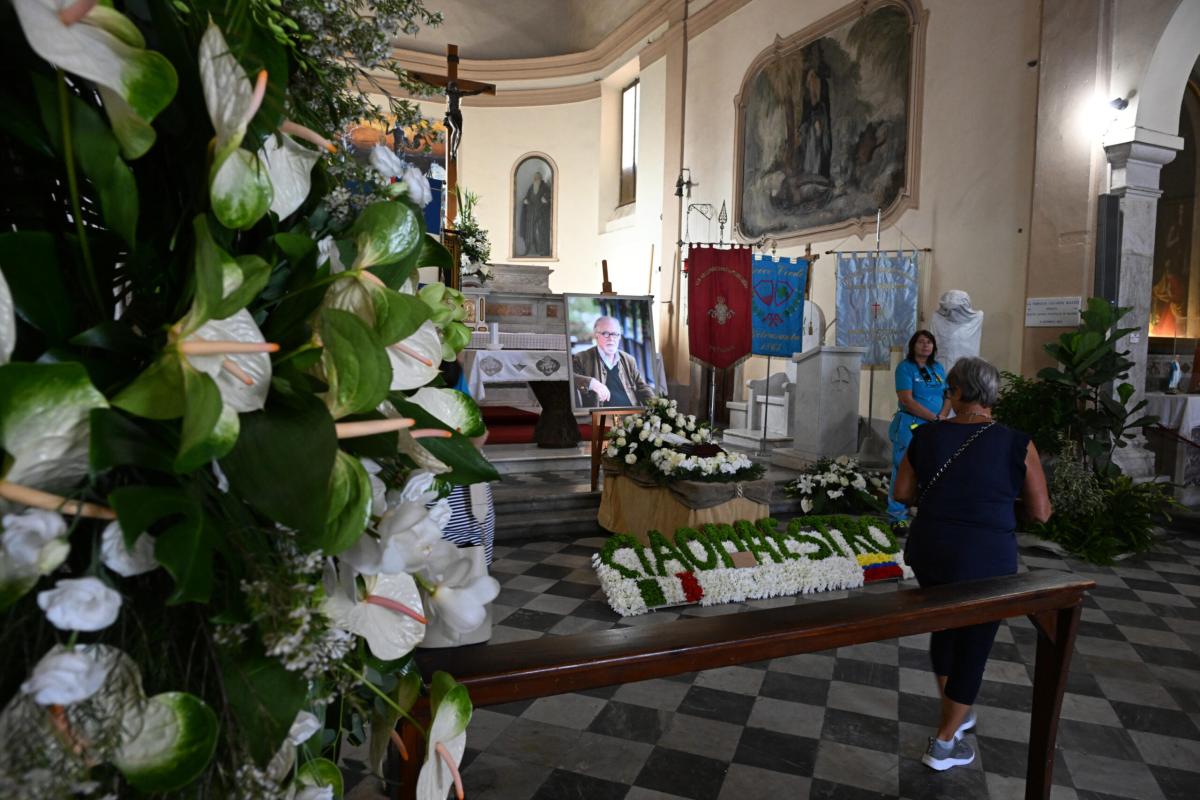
top-left (395, 570), bottom-right (1094, 800)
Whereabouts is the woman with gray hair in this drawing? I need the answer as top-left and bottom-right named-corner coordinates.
top-left (893, 356), bottom-right (1051, 772)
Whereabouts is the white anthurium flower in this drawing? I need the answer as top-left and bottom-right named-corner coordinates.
top-left (320, 271), bottom-right (376, 326)
top-left (423, 556), bottom-right (500, 634)
top-left (100, 520), bottom-right (157, 578)
top-left (321, 565), bottom-right (426, 661)
top-left (1, 509), bottom-right (70, 607)
top-left (288, 710), bottom-right (322, 746)
top-left (388, 320), bottom-right (442, 391)
top-left (415, 676), bottom-right (471, 800)
top-left (0, 268), bottom-right (14, 365)
top-left (13, 0), bottom-right (177, 160)
top-left (360, 458), bottom-right (387, 518)
top-left (198, 20), bottom-right (272, 229)
top-left (182, 309), bottom-right (271, 413)
top-left (38, 576), bottom-right (121, 631)
top-left (0, 363), bottom-right (108, 494)
top-left (407, 388), bottom-right (485, 438)
top-left (20, 644), bottom-right (116, 706)
top-left (259, 132), bottom-right (322, 220)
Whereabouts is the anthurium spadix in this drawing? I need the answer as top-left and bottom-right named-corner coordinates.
top-left (199, 20), bottom-right (272, 229)
top-left (416, 672), bottom-right (472, 800)
top-left (13, 0), bottom-right (178, 160)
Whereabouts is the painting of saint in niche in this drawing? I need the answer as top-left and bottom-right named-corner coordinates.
top-left (512, 154), bottom-right (556, 259)
top-left (738, 3), bottom-right (913, 237)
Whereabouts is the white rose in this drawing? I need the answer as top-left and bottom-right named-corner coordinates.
top-left (100, 522), bottom-right (158, 578)
top-left (20, 645), bottom-right (113, 706)
top-left (691, 433), bottom-right (702, 443)
top-left (828, 489), bottom-right (844, 499)
top-left (662, 425), bottom-right (672, 433)
top-left (2, 509), bottom-right (69, 574)
top-left (369, 145), bottom-right (406, 179)
top-left (654, 438), bottom-right (663, 447)
top-left (400, 164), bottom-right (433, 208)
top-left (38, 577), bottom-right (121, 632)
top-left (288, 710), bottom-right (322, 745)
top-left (616, 437), bottom-right (626, 447)
top-left (840, 477), bottom-right (849, 487)
top-left (625, 454), bottom-right (637, 464)
top-left (606, 446), bottom-right (619, 457)
top-left (640, 429), bottom-right (650, 441)
top-left (836, 455), bottom-right (850, 466)
top-left (852, 476), bottom-right (867, 491)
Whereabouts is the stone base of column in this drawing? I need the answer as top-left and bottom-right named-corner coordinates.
top-left (1112, 441), bottom-right (1157, 478)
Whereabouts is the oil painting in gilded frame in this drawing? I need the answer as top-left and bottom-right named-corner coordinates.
top-left (735, 0), bottom-right (926, 244)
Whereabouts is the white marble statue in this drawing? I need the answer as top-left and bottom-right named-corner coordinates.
top-left (931, 290), bottom-right (983, 372)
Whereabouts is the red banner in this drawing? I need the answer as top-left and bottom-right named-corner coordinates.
top-left (686, 246), bottom-right (752, 369)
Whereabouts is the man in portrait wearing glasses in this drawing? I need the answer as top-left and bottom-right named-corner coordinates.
top-left (572, 316), bottom-right (656, 408)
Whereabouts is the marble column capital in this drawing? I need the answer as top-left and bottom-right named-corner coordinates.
top-left (1104, 137), bottom-right (1180, 199)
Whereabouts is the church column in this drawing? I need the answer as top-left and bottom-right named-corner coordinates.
top-left (1103, 134), bottom-right (1178, 476)
top-left (657, 0), bottom-right (689, 392)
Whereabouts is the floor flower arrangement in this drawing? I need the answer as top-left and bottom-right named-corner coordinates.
top-left (783, 455), bottom-right (888, 514)
top-left (594, 515), bottom-right (913, 616)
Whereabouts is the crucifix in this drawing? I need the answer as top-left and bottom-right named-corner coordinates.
top-left (803, 242), bottom-right (820, 301)
top-left (408, 44), bottom-right (496, 289)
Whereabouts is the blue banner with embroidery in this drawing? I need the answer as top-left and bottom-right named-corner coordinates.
top-left (751, 255), bottom-right (809, 357)
top-left (835, 251), bottom-right (919, 366)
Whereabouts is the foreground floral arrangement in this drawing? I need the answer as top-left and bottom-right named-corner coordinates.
top-left (593, 516), bottom-right (912, 616)
top-left (783, 456), bottom-right (888, 514)
top-left (604, 398), bottom-right (764, 483)
top-left (0, 2), bottom-right (487, 798)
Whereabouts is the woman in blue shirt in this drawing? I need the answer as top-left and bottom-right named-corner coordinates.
top-left (887, 330), bottom-right (950, 524)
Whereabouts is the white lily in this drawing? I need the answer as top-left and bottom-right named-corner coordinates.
top-left (422, 556), bottom-right (500, 634)
top-left (13, 0), bottom-right (178, 159)
top-left (321, 564), bottom-right (426, 661)
top-left (287, 710), bottom-right (322, 746)
top-left (361, 458), bottom-right (388, 518)
top-left (341, 472), bottom-right (455, 576)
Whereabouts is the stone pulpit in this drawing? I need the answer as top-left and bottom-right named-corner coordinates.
top-left (770, 346), bottom-right (866, 469)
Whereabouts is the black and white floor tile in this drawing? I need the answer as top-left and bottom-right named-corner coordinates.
top-left (345, 474), bottom-right (1200, 800)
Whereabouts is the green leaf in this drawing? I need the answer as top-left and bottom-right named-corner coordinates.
top-left (156, 512), bottom-right (217, 604)
top-left (89, 408), bottom-right (176, 473)
top-left (69, 92), bottom-right (138, 246)
top-left (297, 758), bottom-right (344, 799)
top-left (299, 450), bottom-right (371, 555)
top-left (0, 232), bottom-right (74, 342)
top-left (114, 692), bottom-right (219, 792)
top-left (408, 387), bottom-right (486, 438)
top-left (113, 355), bottom-right (186, 420)
top-left (319, 309), bottom-right (392, 418)
top-left (368, 665), bottom-right (421, 780)
top-left (415, 234), bottom-right (453, 271)
top-left (187, 216), bottom-right (275, 331)
top-left (350, 202), bottom-right (422, 271)
top-left (219, 389), bottom-right (337, 536)
top-left (109, 485), bottom-right (192, 548)
top-left (391, 395), bottom-right (499, 485)
top-left (372, 287), bottom-right (432, 345)
top-left (219, 653), bottom-right (307, 766)
top-left (177, 369), bottom-right (239, 473)
top-left (274, 232), bottom-right (317, 263)
top-left (211, 148), bottom-right (272, 231)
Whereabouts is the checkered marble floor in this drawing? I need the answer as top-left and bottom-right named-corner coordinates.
top-left (345, 524), bottom-right (1200, 800)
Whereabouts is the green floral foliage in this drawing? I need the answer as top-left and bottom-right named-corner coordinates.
top-left (1032, 475), bottom-right (1178, 565)
top-left (783, 456), bottom-right (887, 515)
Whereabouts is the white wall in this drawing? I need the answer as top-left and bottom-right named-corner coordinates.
top-left (683, 0), bottom-right (1040, 420)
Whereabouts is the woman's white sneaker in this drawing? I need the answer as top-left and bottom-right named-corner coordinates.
top-left (922, 736), bottom-right (976, 771)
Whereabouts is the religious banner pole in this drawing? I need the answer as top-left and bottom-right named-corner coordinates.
top-left (865, 208), bottom-right (882, 444)
top-left (758, 355), bottom-right (772, 454)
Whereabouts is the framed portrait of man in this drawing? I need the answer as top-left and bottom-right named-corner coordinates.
top-left (565, 294), bottom-right (660, 412)
top-left (511, 153), bottom-right (557, 259)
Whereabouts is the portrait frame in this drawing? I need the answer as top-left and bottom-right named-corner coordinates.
top-left (565, 294), bottom-right (659, 413)
top-left (511, 152), bottom-right (558, 260)
top-left (733, 0), bottom-right (927, 245)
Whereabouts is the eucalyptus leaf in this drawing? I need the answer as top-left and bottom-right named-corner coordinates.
top-left (0, 362), bottom-right (108, 492)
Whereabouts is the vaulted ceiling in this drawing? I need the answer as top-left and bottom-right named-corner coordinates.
top-left (393, 0), bottom-right (652, 61)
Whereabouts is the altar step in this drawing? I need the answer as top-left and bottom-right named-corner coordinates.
top-left (721, 428), bottom-right (791, 451)
top-left (483, 442), bottom-right (592, 475)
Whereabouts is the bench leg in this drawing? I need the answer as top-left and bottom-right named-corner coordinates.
top-left (1024, 603), bottom-right (1082, 800)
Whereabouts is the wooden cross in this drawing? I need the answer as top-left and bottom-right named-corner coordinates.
top-left (803, 243), bottom-right (820, 301)
top-left (408, 45), bottom-right (496, 288)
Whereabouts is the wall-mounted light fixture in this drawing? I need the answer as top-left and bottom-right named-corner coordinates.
top-left (674, 168), bottom-right (698, 198)
top-left (1109, 97), bottom-right (1129, 111)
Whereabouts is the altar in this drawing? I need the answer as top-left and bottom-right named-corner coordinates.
top-left (1144, 392), bottom-right (1200, 499)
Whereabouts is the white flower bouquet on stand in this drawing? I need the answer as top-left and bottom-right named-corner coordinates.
top-left (783, 456), bottom-right (888, 515)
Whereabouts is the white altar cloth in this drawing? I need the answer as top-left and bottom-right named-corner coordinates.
top-left (1145, 392), bottom-right (1200, 434)
top-left (463, 349), bottom-right (570, 401)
